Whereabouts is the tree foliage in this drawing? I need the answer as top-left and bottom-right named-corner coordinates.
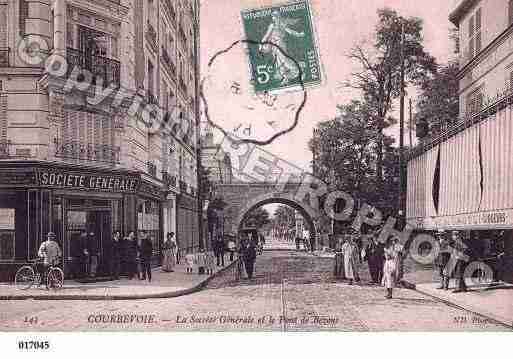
top-left (345, 8), bottom-right (436, 185)
top-left (243, 206), bottom-right (271, 228)
top-left (415, 61), bottom-right (459, 134)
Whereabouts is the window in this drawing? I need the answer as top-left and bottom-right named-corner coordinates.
top-left (148, 60), bottom-right (154, 95)
top-left (0, 208), bottom-right (15, 260)
top-left (468, 7), bottom-right (482, 59)
top-left (509, 0), bottom-right (513, 25)
top-left (466, 88), bottom-right (483, 116)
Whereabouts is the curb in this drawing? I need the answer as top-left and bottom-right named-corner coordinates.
top-left (401, 279), bottom-right (513, 330)
top-left (0, 261), bottom-right (238, 301)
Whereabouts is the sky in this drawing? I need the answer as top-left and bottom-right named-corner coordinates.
top-left (200, 0), bottom-right (459, 217)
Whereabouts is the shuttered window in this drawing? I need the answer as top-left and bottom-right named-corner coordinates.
top-left (468, 8), bottom-right (482, 59)
top-left (0, 4), bottom-right (7, 67)
top-left (466, 89), bottom-right (484, 116)
top-left (19, 0), bottom-right (28, 36)
top-left (509, 0), bottom-right (513, 25)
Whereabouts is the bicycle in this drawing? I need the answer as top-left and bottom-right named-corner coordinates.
top-left (14, 260), bottom-right (64, 290)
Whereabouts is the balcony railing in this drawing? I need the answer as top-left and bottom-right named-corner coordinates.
top-left (161, 46), bottom-right (176, 77)
top-left (409, 86), bottom-right (513, 160)
top-left (0, 139), bottom-right (11, 159)
top-left (54, 138), bottom-right (120, 164)
top-left (162, 0), bottom-right (176, 24)
top-left (179, 78), bottom-right (187, 94)
top-left (179, 180), bottom-right (187, 193)
top-left (147, 90), bottom-right (158, 105)
top-left (0, 48), bottom-right (10, 67)
top-left (66, 47), bottom-right (120, 88)
top-left (147, 161), bottom-right (157, 177)
top-left (162, 171), bottom-right (177, 188)
top-left (146, 21), bottom-right (158, 51)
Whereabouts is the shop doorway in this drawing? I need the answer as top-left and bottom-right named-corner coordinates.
top-left (66, 202), bottom-right (112, 278)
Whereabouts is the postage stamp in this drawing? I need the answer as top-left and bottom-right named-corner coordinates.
top-left (241, 0), bottom-right (322, 94)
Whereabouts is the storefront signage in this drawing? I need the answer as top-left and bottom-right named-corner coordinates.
top-left (37, 170), bottom-right (138, 192)
top-left (409, 210), bottom-right (512, 230)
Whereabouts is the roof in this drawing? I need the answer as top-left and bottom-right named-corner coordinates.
top-left (449, 0), bottom-right (479, 26)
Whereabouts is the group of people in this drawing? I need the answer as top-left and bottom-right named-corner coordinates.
top-left (334, 228), bottom-right (404, 299)
top-left (72, 230), bottom-right (154, 282)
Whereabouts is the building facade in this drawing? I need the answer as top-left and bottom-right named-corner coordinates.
top-left (0, 0), bottom-right (200, 281)
top-left (406, 0), bottom-right (513, 283)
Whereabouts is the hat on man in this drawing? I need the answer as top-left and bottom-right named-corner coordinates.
top-left (47, 232), bottom-right (56, 239)
top-left (437, 229), bottom-right (444, 233)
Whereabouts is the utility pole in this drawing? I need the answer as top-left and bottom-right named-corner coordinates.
top-left (409, 98), bottom-right (413, 148)
top-left (398, 22), bottom-right (406, 220)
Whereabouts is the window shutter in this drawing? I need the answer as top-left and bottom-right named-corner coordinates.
top-left (0, 4), bottom-right (7, 48)
top-left (19, 0), bottom-right (28, 36)
top-left (468, 15), bottom-right (475, 58)
top-left (510, 0), bottom-right (513, 25)
top-left (475, 8), bottom-right (482, 53)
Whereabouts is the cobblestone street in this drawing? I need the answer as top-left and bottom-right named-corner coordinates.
top-left (1, 250), bottom-right (510, 331)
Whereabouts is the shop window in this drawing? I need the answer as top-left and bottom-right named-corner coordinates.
top-left (0, 208), bottom-right (15, 260)
top-left (137, 199), bottom-right (161, 256)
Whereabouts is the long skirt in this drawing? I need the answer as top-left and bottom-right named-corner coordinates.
top-left (162, 249), bottom-right (176, 272)
top-left (382, 259), bottom-right (396, 289)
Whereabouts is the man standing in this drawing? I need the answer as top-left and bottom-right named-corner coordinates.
top-left (111, 231), bottom-right (122, 280)
top-left (215, 235), bottom-right (225, 267)
top-left (434, 230), bottom-right (451, 290)
top-left (37, 232), bottom-right (62, 284)
top-left (87, 232), bottom-right (99, 278)
top-left (243, 239), bottom-right (257, 280)
top-left (452, 231), bottom-right (468, 293)
top-left (365, 233), bottom-right (384, 284)
top-left (125, 231), bottom-right (138, 280)
top-left (139, 231), bottom-right (153, 282)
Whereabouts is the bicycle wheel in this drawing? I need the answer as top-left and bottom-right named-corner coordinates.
top-left (46, 267), bottom-right (64, 290)
top-left (14, 266), bottom-right (35, 290)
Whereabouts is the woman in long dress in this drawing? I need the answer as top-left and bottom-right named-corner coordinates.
top-left (341, 235), bottom-right (359, 285)
top-left (162, 232), bottom-right (177, 272)
top-left (382, 239), bottom-right (397, 299)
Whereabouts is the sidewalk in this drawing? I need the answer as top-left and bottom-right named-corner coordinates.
top-left (0, 260), bottom-right (237, 301)
top-left (401, 256), bottom-right (513, 328)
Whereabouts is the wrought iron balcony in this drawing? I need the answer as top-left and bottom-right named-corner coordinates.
top-left (162, 0), bottom-right (176, 23)
top-left (66, 47), bottom-right (120, 88)
top-left (0, 139), bottom-right (11, 159)
top-left (179, 180), bottom-right (187, 193)
top-left (0, 48), bottom-right (10, 67)
top-left (147, 90), bottom-right (158, 105)
top-left (54, 138), bottom-right (120, 164)
top-left (179, 78), bottom-right (187, 94)
top-left (162, 171), bottom-right (177, 188)
top-left (147, 161), bottom-right (157, 177)
top-left (146, 21), bottom-right (158, 51)
top-left (161, 46), bottom-right (176, 77)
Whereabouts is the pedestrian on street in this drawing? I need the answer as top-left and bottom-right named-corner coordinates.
top-left (111, 231), bottom-right (122, 280)
top-left (383, 238), bottom-right (398, 299)
top-left (71, 231), bottom-right (87, 279)
top-left (434, 229), bottom-right (450, 290)
top-left (125, 231), bottom-right (138, 280)
top-left (227, 236), bottom-right (236, 261)
top-left (452, 231), bottom-right (468, 293)
top-left (162, 232), bottom-right (177, 272)
top-left (333, 234), bottom-right (346, 280)
top-left (138, 231), bottom-right (153, 282)
top-left (364, 233), bottom-right (384, 284)
top-left (87, 232), bottom-right (99, 278)
top-left (392, 237), bottom-right (405, 285)
top-left (215, 235), bottom-right (225, 266)
top-left (342, 230), bottom-right (360, 285)
top-left (243, 238), bottom-right (257, 280)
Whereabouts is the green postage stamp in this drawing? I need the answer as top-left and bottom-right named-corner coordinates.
top-left (241, 1), bottom-right (322, 94)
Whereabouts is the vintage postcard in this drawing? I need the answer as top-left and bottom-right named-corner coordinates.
top-left (1, 0), bottom-right (513, 355)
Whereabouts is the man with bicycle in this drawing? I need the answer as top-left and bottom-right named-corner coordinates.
top-left (37, 232), bottom-right (62, 284)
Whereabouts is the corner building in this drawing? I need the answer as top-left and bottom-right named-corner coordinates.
top-left (0, 0), bottom-right (200, 281)
top-left (407, 0), bottom-right (513, 284)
